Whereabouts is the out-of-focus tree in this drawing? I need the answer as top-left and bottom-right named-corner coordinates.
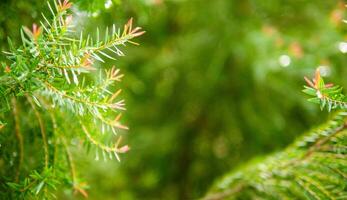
top-left (91, 1), bottom-right (346, 199)
top-left (204, 69), bottom-right (347, 199)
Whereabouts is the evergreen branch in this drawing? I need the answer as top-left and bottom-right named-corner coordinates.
top-left (95, 113), bottom-right (129, 132)
top-left (303, 122), bottom-right (346, 159)
top-left (49, 111), bottom-right (88, 197)
top-left (204, 112), bottom-right (347, 200)
top-left (1, 0), bottom-right (143, 196)
top-left (303, 68), bottom-right (347, 111)
top-left (80, 121), bottom-right (129, 162)
top-left (19, 179), bottom-right (38, 193)
top-left (42, 81), bottom-right (123, 111)
top-left (85, 19), bottom-right (145, 53)
top-left (14, 168), bottom-right (59, 197)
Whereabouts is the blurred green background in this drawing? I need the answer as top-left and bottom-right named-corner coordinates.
top-left (1, 0), bottom-right (347, 199)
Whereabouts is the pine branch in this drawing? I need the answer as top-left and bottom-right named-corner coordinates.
top-left (1, 0), bottom-right (144, 197)
top-left (303, 68), bottom-right (347, 111)
top-left (80, 122), bottom-right (129, 162)
top-left (204, 112), bottom-right (347, 200)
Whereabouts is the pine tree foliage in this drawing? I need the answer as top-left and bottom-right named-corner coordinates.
top-left (303, 69), bottom-right (347, 111)
top-left (204, 70), bottom-right (347, 199)
top-left (204, 111), bottom-right (347, 200)
top-left (0, 0), bottom-right (144, 198)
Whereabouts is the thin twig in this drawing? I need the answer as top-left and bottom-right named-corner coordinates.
top-left (43, 81), bottom-right (121, 110)
top-left (48, 111), bottom-right (59, 171)
top-left (27, 96), bottom-right (49, 168)
top-left (61, 137), bottom-right (77, 186)
top-left (11, 98), bottom-right (24, 182)
top-left (80, 121), bottom-right (126, 153)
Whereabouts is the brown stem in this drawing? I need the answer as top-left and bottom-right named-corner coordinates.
top-left (11, 98), bottom-right (24, 182)
top-left (48, 112), bottom-right (59, 173)
top-left (61, 133), bottom-right (88, 198)
top-left (27, 96), bottom-right (49, 168)
top-left (20, 179), bottom-right (38, 192)
top-left (61, 137), bottom-right (77, 187)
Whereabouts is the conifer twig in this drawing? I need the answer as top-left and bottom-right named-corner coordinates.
top-left (11, 98), bottom-right (24, 182)
top-left (61, 136), bottom-right (88, 197)
top-left (303, 122), bottom-right (347, 159)
top-left (27, 95), bottom-right (49, 168)
top-left (80, 121), bottom-right (129, 155)
top-left (48, 111), bottom-right (58, 168)
top-left (0, 0), bottom-right (144, 196)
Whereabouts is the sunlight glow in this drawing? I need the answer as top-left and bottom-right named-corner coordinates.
top-left (279, 54), bottom-right (291, 67)
top-left (338, 42), bottom-right (347, 53)
top-left (105, 0), bottom-right (113, 9)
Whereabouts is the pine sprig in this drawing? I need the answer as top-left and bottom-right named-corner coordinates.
top-left (0, 0), bottom-right (144, 197)
top-left (7, 168), bottom-right (60, 199)
top-left (303, 68), bottom-right (347, 111)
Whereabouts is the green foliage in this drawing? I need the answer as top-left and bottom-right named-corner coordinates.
top-left (2, 0), bottom-right (347, 199)
top-left (203, 11), bottom-right (347, 199)
top-left (201, 2), bottom-right (347, 199)
top-left (7, 168), bottom-right (61, 199)
top-left (91, 1), bottom-right (346, 199)
top-left (204, 111), bottom-right (347, 199)
top-left (0, 0), bottom-right (143, 198)
top-left (303, 69), bottom-right (347, 111)
top-left (59, 1), bottom-right (347, 199)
